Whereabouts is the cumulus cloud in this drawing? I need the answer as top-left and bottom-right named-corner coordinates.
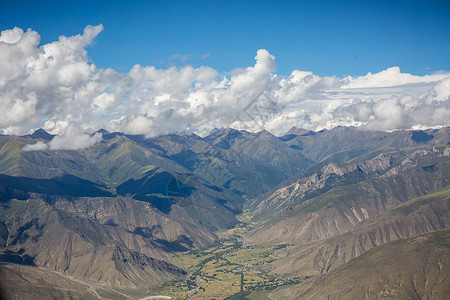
top-left (2, 25), bottom-right (450, 146)
top-left (342, 66), bottom-right (447, 88)
top-left (48, 124), bottom-right (102, 150)
top-left (431, 77), bottom-right (450, 102)
top-left (23, 124), bottom-right (102, 151)
top-left (0, 24), bottom-right (105, 139)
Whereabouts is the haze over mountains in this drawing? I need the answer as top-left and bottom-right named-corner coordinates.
top-left (0, 125), bottom-right (449, 299)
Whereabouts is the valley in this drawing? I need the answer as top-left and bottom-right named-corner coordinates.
top-left (1, 126), bottom-right (449, 299)
top-left (162, 213), bottom-right (307, 300)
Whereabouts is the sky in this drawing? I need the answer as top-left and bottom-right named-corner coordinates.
top-left (2, 0), bottom-right (450, 76)
top-left (1, 0), bottom-right (450, 150)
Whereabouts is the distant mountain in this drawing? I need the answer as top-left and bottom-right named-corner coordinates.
top-left (0, 135), bottom-right (103, 182)
top-left (279, 126), bottom-right (450, 163)
top-left (153, 128), bottom-right (314, 197)
top-left (283, 126), bottom-right (316, 137)
top-left (22, 129), bottom-right (55, 141)
top-left (250, 144), bottom-right (450, 221)
top-left (116, 168), bottom-right (243, 230)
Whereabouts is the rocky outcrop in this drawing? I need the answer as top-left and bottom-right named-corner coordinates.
top-left (247, 157), bottom-right (450, 246)
top-left (0, 198), bottom-right (190, 288)
top-left (250, 145), bottom-right (450, 221)
top-left (270, 187), bottom-right (450, 277)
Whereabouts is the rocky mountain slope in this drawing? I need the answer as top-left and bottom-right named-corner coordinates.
top-left (0, 198), bottom-right (188, 288)
top-left (250, 144), bottom-right (450, 220)
top-left (269, 186), bottom-right (450, 277)
top-left (271, 229), bottom-right (450, 300)
top-left (247, 156), bottom-right (450, 246)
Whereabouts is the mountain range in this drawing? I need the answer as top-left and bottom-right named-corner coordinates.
top-left (0, 126), bottom-right (449, 299)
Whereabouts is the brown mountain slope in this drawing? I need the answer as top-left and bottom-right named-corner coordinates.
top-left (0, 263), bottom-right (99, 300)
top-left (0, 198), bottom-right (192, 288)
top-left (271, 229), bottom-right (450, 300)
top-left (250, 145), bottom-right (450, 221)
top-left (280, 126), bottom-right (450, 162)
top-left (269, 186), bottom-right (450, 277)
top-left (51, 196), bottom-right (216, 254)
top-left (246, 160), bottom-right (450, 246)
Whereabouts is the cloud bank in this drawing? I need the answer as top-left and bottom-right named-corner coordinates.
top-left (1, 25), bottom-right (449, 150)
top-left (22, 124), bottom-right (102, 151)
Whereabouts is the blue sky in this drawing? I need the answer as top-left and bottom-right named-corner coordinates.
top-left (1, 0), bottom-right (449, 76)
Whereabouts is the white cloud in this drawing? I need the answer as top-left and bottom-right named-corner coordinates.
top-left (22, 124), bottom-right (102, 151)
top-left (1, 25), bottom-right (449, 143)
top-left (48, 124), bottom-right (102, 150)
top-left (0, 27), bottom-right (25, 43)
top-left (0, 93), bottom-right (38, 128)
top-left (200, 52), bottom-right (211, 60)
top-left (430, 77), bottom-right (450, 102)
top-left (342, 66), bottom-right (446, 88)
top-left (169, 53), bottom-right (190, 64)
top-left (22, 141), bottom-right (49, 151)
top-left (91, 92), bottom-right (116, 112)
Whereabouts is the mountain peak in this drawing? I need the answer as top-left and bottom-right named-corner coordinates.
top-left (285, 126), bottom-right (315, 136)
top-left (204, 127), bottom-right (246, 143)
top-left (256, 129), bottom-right (276, 139)
top-left (26, 128), bottom-right (54, 141)
top-left (96, 129), bottom-right (110, 135)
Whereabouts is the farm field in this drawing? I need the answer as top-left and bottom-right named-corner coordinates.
top-left (161, 214), bottom-right (306, 300)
